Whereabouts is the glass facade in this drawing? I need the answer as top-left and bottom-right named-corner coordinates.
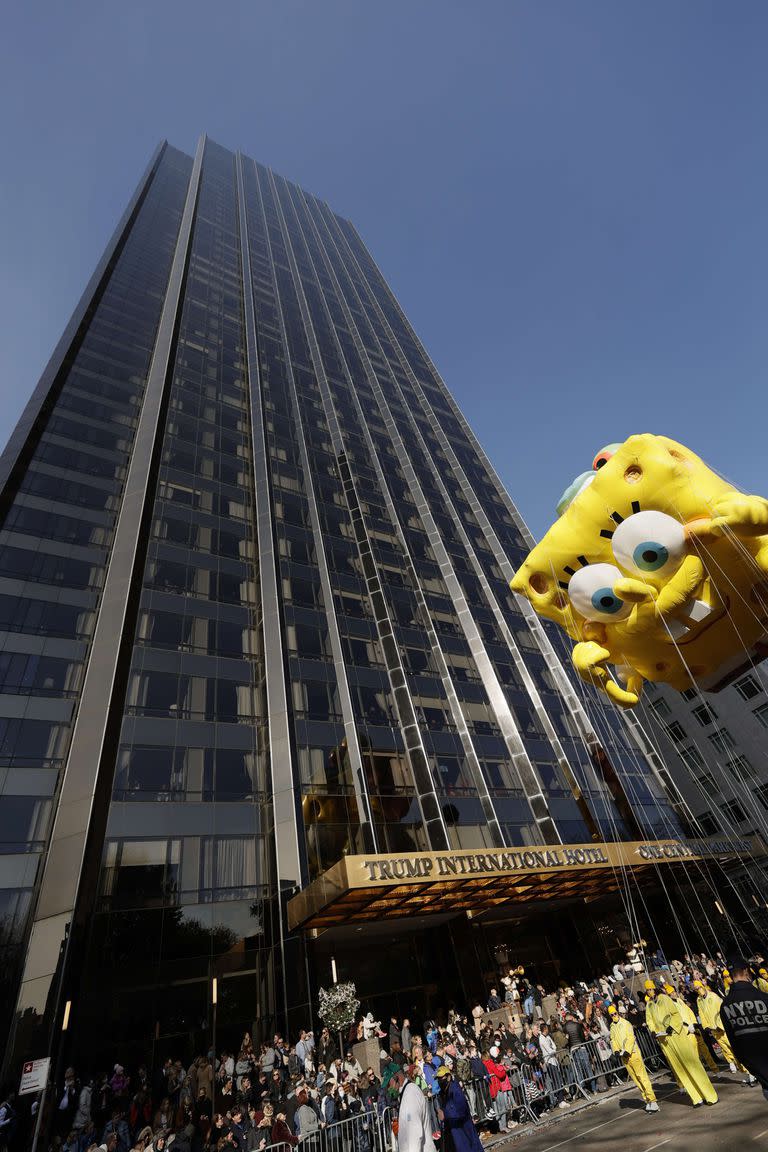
top-left (0, 137), bottom-right (691, 1076)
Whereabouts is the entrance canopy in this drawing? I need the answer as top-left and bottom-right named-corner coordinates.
top-left (287, 835), bottom-right (761, 932)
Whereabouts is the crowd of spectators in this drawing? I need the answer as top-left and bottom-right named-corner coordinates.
top-left (2, 945), bottom-right (764, 1152)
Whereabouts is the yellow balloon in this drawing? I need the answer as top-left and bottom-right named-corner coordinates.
top-left (510, 434), bottom-right (768, 707)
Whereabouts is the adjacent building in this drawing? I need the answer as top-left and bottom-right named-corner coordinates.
top-left (0, 137), bottom-right (759, 1082)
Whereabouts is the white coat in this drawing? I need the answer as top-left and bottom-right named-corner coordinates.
top-left (397, 1081), bottom-right (437, 1152)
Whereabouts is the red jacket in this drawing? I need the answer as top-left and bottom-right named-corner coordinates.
top-left (271, 1119), bottom-right (298, 1147)
top-left (482, 1059), bottom-right (511, 1098)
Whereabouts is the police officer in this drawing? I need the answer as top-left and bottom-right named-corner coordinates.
top-left (695, 979), bottom-right (755, 1082)
top-left (608, 1004), bottom-right (658, 1113)
top-left (720, 959), bottom-right (766, 1100)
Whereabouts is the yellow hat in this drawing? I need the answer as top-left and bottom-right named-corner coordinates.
top-left (607, 1004), bottom-right (617, 1016)
top-left (723, 969), bottom-right (730, 977)
top-left (644, 980), bottom-right (655, 991)
top-left (692, 980), bottom-right (704, 990)
top-left (663, 983), bottom-right (675, 995)
top-left (759, 968), bottom-right (767, 977)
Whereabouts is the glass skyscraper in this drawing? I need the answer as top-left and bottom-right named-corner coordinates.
top-left (0, 137), bottom-right (751, 1079)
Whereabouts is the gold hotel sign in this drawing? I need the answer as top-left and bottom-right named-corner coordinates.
top-left (287, 836), bottom-right (760, 931)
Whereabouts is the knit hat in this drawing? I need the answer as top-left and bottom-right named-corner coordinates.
top-left (662, 983), bottom-right (675, 995)
top-left (607, 1005), bottom-right (617, 1016)
top-left (436, 1066), bottom-right (451, 1079)
top-left (643, 980), bottom-right (655, 991)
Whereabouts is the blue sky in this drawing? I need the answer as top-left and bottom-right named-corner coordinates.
top-left (2, 0), bottom-right (767, 539)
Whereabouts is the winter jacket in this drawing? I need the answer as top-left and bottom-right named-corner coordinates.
top-left (721, 979), bottom-right (768, 1089)
top-left (271, 1119), bottom-right (298, 1147)
top-left (481, 1059), bottom-right (510, 1099)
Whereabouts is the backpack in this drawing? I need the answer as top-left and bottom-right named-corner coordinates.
top-left (455, 1056), bottom-right (471, 1084)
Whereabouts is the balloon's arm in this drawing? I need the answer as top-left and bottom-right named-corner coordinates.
top-left (572, 641), bottom-right (641, 708)
top-left (654, 555), bottom-right (705, 617)
top-left (687, 494), bottom-right (768, 539)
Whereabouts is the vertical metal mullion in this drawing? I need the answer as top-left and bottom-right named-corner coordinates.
top-left (11, 135), bottom-right (205, 1028)
top-left (235, 155), bottom-right (304, 898)
top-left (264, 168), bottom-right (378, 854)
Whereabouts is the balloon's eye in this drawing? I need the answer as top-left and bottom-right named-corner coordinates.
top-left (612, 511), bottom-right (685, 578)
top-left (592, 589), bottom-right (625, 614)
top-left (568, 564), bottom-right (631, 622)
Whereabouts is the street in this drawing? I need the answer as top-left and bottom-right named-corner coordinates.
top-left (497, 1075), bottom-right (768, 1151)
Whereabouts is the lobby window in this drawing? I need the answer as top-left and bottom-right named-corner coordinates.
top-left (200, 837), bottom-right (260, 899)
top-left (103, 839), bottom-right (181, 909)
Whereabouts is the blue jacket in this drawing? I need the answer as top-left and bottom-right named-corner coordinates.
top-left (441, 1082), bottom-right (483, 1152)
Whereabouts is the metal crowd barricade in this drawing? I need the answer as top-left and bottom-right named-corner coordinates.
top-left (634, 1025), bottom-right (664, 1072)
top-left (510, 1066), bottom-right (544, 1124)
top-left (462, 1075), bottom-right (492, 1123)
top-left (568, 1038), bottom-right (626, 1094)
top-left (373, 1102), bottom-right (397, 1152)
top-left (320, 1111), bottom-right (377, 1152)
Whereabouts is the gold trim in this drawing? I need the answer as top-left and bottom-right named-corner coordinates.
top-left (287, 836), bottom-right (762, 931)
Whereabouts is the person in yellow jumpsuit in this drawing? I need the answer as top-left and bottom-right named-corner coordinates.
top-left (644, 981), bottom-right (718, 1106)
top-left (662, 984), bottom-right (718, 1074)
top-left (722, 969), bottom-right (732, 993)
top-left (608, 1004), bottom-right (659, 1112)
top-left (644, 983), bottom-right (683, 1091)
top-left (695, 980), bottom-right (754, 1081)
top-left (756, 967), bottom-right (768, 996)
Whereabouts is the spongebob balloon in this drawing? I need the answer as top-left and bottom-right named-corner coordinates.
top-left (510, 434), bottom-right (768, 707)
